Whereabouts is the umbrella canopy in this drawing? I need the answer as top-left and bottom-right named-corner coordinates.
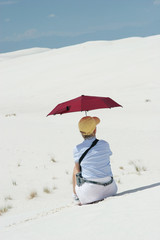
top-left (47, 95), bottom-right (122, 116)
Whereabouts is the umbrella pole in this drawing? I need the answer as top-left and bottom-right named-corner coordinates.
top-left (85, 111), bottom-right (87, 116)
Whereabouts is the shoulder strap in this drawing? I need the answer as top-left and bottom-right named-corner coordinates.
top-left (79, 139), bottom-right (99, 167)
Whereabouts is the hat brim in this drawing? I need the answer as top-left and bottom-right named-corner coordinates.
top-left (93, 117), bottom-right (100, 125)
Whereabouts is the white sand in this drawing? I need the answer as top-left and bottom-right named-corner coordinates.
top-left (0, 35), bottom-right (160, 240)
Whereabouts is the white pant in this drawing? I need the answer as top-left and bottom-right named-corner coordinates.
top-left (75, 176), bottom-right (117, 205)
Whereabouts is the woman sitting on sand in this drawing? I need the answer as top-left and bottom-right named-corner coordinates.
top-left (72, 116), bottom-right (117, 205)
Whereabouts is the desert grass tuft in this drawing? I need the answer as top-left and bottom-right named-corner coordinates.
top-left (4, 195), bottom-right (12, 201)
top-left (12, 180), bottom-right (17, 186)
top-left (51, 157), bottom-right (56, 163)
top-left (129, 160), bottom-right (147, 174)
top-left (0, 205), bottom-right (12, 216)
top-left (53, 185), bottom-right (57, 190)
top-left (5, 113), bottom-right (16, 117)
top-left (43, 187), bottom-right (51, 194)
top-left (29, 191), bottom-right (38, 199)
top-left (119, 166), bottom-right (124, 170)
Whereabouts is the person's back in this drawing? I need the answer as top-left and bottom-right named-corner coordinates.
top-left (74, 137), bottom-right (113, 179)
top-left (72, 116), bottom-right (117, 205)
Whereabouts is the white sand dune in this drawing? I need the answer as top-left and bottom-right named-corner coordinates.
top-left (0, 35), bottom-right (160, 240)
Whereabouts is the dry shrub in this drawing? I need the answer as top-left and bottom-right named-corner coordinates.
top-left (29, 191), bottom-right (38, 199)
top-left (0, 205), bottom-right (12, 216)
top-left (43, 187), bottom-right (51, 194)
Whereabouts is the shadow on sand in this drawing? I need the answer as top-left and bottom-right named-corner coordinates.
top-left (116, 182), bottom-right (160, 197)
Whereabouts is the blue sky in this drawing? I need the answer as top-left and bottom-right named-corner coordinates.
top-left (0, 0), bottom-right (160, 53)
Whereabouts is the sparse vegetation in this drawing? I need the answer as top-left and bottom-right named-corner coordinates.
top-left (129, 160), bottom-right (147, 174)
top-left (53, 186), bottom-right (57, 190)
top-left (142, 166), bottom-right (147, 171)
top-left (119, 166), bottom-right (124, 170)
top-left (5, 113), bottom-right (16, 117)
top-left (0, 205), bottom-right (12, 216)
top-left (51, 157), bottom-right (56, 163)
top-left (4, 195), bottom-right (12, 201)
top-left (29, 191), bottom-right (38, 199)
top-left (43, 185), bottom-right (57, 193)
top-left (117, 178), bottom-right (121, 184)
top-left (12, 180), bottom-right (17, 186)
top-left (145, 99), bottom-right (151, 102)
top-left (43, 187), bottom-right (51, 194)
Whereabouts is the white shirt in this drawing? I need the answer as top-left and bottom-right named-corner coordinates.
top-left (73, 137), bottom-right (113, 179)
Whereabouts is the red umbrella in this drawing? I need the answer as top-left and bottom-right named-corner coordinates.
top-left (47, 95), bottom-right (122, 116)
